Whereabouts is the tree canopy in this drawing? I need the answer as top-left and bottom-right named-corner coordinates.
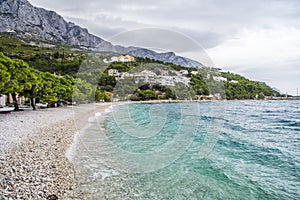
top-left (0, 53), bottom-right (95, 109)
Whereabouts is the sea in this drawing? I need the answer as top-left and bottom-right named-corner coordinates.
top-left (68, 100), bottom-right (300, 199)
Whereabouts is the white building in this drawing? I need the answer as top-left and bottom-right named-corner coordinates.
top-left (180, 70), bottom-right (189, 76)
top-left (111, 56), bottom-right (119, 62)
top-left (157, 76), bottom-right (175, 86)
top-left (108, 69), bottom-right (119, 76)
top-left (134, 70), bottom-right (157, 83)
top-left (160, 70), bottom-right (169, 76)
top-left (104, 55), bottom-right (135, 63)
top-left (213, 76), bottom-right (227, 82)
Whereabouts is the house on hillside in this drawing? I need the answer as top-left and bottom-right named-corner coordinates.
top-left (180, 70), bottom-right (189, 76)
top-left (213, 76), bottom-right (227, 82)
top-left (111, 56), bottom-right (119, 62)
top-left (104, 55), bottom-right (135, 63)
top-left (160, 70), bottom-right (169, 76)
top-left (173, 76), bottom-right (190, 86)
top-left (108, 69), bottom-right (119, 76)
top-left (134, 70), bottom-right (157, 83)
top-left (118, 55), bottom-right (135, 62)
top-left (230, 80), bottom-right (238, 83)
top-left (157, 76), bottom-right (175, 86)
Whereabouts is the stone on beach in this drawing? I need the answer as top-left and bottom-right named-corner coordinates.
top-left (0, 104), bottom-right (111, 199)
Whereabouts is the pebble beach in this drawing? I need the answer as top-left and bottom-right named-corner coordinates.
top-left (0, 103), bottom-right (111, 199)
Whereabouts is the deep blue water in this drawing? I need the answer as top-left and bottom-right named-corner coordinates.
top-left (71, 100), bottom-right (300, 199)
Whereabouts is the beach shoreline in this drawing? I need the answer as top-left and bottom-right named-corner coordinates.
top-left (0, 103), bottom-right (112, 199)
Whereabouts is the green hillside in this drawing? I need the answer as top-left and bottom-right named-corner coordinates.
top-left (0, 33), bottom-right (281, 107)
top-left (0, 33), bottom-right (87, 76)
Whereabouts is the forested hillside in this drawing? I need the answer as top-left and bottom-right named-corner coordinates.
top-left (0, 33), bottom-right (281, 107)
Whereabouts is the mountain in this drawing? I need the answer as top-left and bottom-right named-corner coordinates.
top-left (127, 49), bottom-right (203, 67)
top-left (0, 0), bottom-right (203, 68)
top-left (0, 0), bottom-right (110, 48)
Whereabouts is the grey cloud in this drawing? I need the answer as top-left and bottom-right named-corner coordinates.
top-left (171, 28), bottom-right (226, 49)
top-left (108, 28), bottom-right (202, 52)
top-left (28, 0), bottom-right (300, 47)
top-left (27, 0), bottom-right (300, 94)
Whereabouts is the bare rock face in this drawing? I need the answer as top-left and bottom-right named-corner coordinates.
top-left (0, 0), bottom-right (109, 48)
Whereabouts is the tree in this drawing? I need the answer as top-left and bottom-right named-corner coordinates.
top-left (36, 72), bottom-right (60, 104)
top-left (0, 53), bottom-right (11, 93)
top-left (0, 54), bottom-right (34, 110)
top-left (72, 78), bottom-right (93, 103)
top-left (131, 89), bottom-right (158, 101)
top-left (190, 74), bottom-right (210, 95)
top-left (20, 68), bottom-right (44, 110)
top-left (99, 73), bottom-right (117, 92)
top-left (54, 75), bottom-right (74, 101)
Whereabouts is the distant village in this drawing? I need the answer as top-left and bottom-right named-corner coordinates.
top-left (108, 68), bottom-right (191, 86)
top-left (104, 55), bottom-right (238, 87)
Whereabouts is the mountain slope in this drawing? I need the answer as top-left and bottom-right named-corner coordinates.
top-left (0, 0), bottom-right (203, 67)
top-left (0, 0), bottom-right (110, 48)
top-left (127, 49), bottom-right (203, 67)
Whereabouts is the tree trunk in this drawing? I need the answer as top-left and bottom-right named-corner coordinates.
top-left (30, 97), bottom-right (36, 110)
top-left (12, 92), bottom-right (19, 111)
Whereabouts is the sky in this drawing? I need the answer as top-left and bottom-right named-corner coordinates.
top-left (28, 0), bottom-right (300, 95)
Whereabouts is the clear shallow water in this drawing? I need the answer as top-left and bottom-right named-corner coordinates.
top-left (71, 101), bottom-right (300, 199)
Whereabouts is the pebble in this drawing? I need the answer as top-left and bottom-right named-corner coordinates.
top-left (0, 104), bottom-right (107, 199)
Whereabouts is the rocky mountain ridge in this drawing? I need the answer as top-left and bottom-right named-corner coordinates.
top-left (0, 0), bottom-right (203, 67)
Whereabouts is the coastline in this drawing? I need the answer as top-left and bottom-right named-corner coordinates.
top-left (0, 103), bottom-right (111, 199)
top-left (1, 100), bottom-right (297, 199)
top-left (129, 98), bottom-right (300, 104)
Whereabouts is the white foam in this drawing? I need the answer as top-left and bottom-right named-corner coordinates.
top-left (66, 104), bottom-right (113, 161)
top-left (105, 105), bottom-right (113, 113)
top-left (65, 131), bottom-right (80, 162)
top-left (95, 112), bottom-right (102, 116)
top-left (98, 168), bottom-right (120, 180)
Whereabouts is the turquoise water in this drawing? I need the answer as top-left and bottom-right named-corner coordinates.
top-left (72, 101), bottom-right (300, 199)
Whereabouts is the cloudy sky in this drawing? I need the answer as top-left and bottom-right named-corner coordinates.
top-left (28, 0), bottom-right (300, 95)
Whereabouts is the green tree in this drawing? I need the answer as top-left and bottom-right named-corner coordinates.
top-left (54, 75), bottom-right (74, 101)
top-left (0, 54), bottom-right (34, 110)
top-left (0, 53), bottom-right (11, 92)
top-left (131, 89), bottom-right (158, 101)
top-left (99, 73), bottom-right (117, 92)
top-left (190, 74), bottom-right (210, 95)
top-left (20, 68), bottom-right (44, 110)
top-left (72, 78), bottom-right (93, 103)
